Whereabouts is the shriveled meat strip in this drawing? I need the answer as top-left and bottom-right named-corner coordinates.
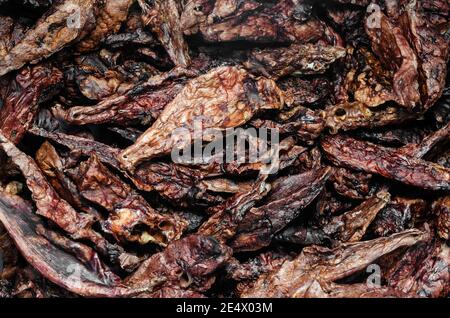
top-left (244, 44), bottom-right (346, 79)
top-left (0, 132), bottom-right (139, 269)
top-left (322, 189), bottom-right (390, 243)
top-left (0, 64), bottom-right (63, 144)
top-left (365, 9), bottom-right (421, 110)
top-left (0, 191), bottom-right (141, 297)
top-left (385, 239), bottom-right (450, 298)
top-left (398, 0), bottom-right (449, 109)
top-left (370, 196), bottom-right (427, 237)
top-left (321, 134), bottom-right (450, 191)
top-left (35, 141), bottom-right (101, 219)
top-left (181, 0), bottom-right (325, 43)
top-left (138, 0), bottom-right (191, 67)
top-left (231, 167), bottom-right (332, 252)
top-left (71, 154), bottom-right (187, 246)
top-left (433, 196), bottom-right (450, 241)
top-left (0, 0), bottom-right (100, 77)
top-left (125, 234), bottom-right (232, 293)
top-left (324, 102), bottom-right (417, 134)
top-left (76, 0), bottom-right (133, 52)
top-left (119, 66), bottom-right (285, 171)
top-left (198, 176), bottom-right (271, 243)
top-left (240, 229), bottom-right (426, 297)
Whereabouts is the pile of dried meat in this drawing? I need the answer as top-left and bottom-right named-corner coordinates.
top-left (0, 0), bottom-right (449, 298)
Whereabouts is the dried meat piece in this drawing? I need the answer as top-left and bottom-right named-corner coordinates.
top-left (278, 76), bottom-right (332, 106)
top-left (231, 167), bottom-right (332, 252)
top-left (0, 191), bottom-right (140, 297)
top-left (0, 132), bottom-right (137, 268)
top-left (0, 0), bottom-right (100, 77)
top-left (250, 107), bottom-right (325, 143)
top-left (244, 44), bottom-right (346, 79)
top-left (322, 190), bottom-right (390, 242)
top-left (297, 281), bottom-right (409, 298)
top-left (365, 8), bottom-right (421, 109)
top-left (55, 81), bottom-right (184, 126)
top-left (370, 196), bottom-right (427, 237)
top-left (138, 0), bottom-right (191, 67)
top-left (324, 102), bottom-right (416, 134)
top-left (385, 240), bottom-right (450, 298)
top-left (241, 229), bottom-right (426, 297)
top-left (76, 0), bottom-right (133, 52)
top-left (185, 0), bottom-right (325, 44)
top-left (433, 196), bottom-right (450, 241)
top-left (35, 141), bottom-right (101, 219)
top-left (119, 66), bottom-right (285, 171)
top-left (29, 127), bottom-right (122, 169)
top-left (198, 176), bottom-right (271, 243)
top-left (330, 167), bottom-right (372, 199)
top-left (72, 154), bottom-right (187, 246)
top-left (125, 234), bottom-right (232, 292)
top-left (226, 251), bottom-right (291, 283)
top-left (321, 134), bottom-right (450, 191)
top-left (399, 0), bottom-right (449, 109)
top-left (0, 64), bottom-right (63, 144)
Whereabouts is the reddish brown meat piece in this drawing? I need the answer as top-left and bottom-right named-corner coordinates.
top-left (73, 155), bottom-right (187, 246)
top-left (126, 235), bottom-right (232, 293)
top-left (138, 0), bottom-right (191, 67)
top-left (0, 0), bottom-right (100, 76)
top-left (0, 64), bottom-right (62, 144)
top-left (119, 66), bottom-right (285, 171)
top-left (321, 134), bottom-right (450, 191)
top-left (240, 229), bottom-right (426, 297)
top-left (244, 44), bottom-right (346, 79)
top-left (231, 167), bottom-right (332, 251)
top-left (365, 9), bottom-right (421, 110)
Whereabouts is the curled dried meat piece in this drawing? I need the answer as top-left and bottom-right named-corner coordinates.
top-left (322, 190), bottom-right (390, 243)
top-left (138, 0), bottom-right (191, 67)
top-left (0, 0), bottom-right (99, 76)
top-left (76, 0), bottom-right (133, 52)
top-left (0, 132), bottom-right (137, 269)
top-left (244, 44), bottom-right (346, 79)
top-left (330, 167), bottom-right (372, 199)
top-left (35, 141), bottom-right (100, 219)
top-left (324, 102), bottom-right (416, 134)
top-left (226, 251), bottom-right (291, 283)
top-left (126, 161), bottom-right (223, 208)
top-left (184, 0), bottom-right (325, 44)
top-left (73, 154), bottom-right (187, 246)
top-left (231, 167), bottom-right (332, 252)
top-left (386, 239), bottom-right (450, 298)
top-left (399, 0), bottom-right (449, 109)
top-left (198, 176), bottom-right (271, 243)
top-left (0, 64), bottom-right (63, 144)
top-left (250, 107), bottom-right (325, 143)
top-left (125, 234), bottom-right (232, 293)
top-left (0, 191), bottom-right (140, 297)
top-left (321, 134), bottom-right (450, 191)
top-left (433, 196), bottom-right (450, 241)
top-left (54, 81), bottom-right (184, 126)
top-left (278, 76), bottom-right (332, 106)
top-left (370, 196), bottom-right (427, 237)
top-left (119, 66), bottom-right (285, 171)
top-left (365, 9), bottom-right (421, 109)
top-left (29, 127), bottom-right (122, 169)
top-left (0, 132), bottom-right (95, 239)
top-left (240, 229), bottom-right (426, 297)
